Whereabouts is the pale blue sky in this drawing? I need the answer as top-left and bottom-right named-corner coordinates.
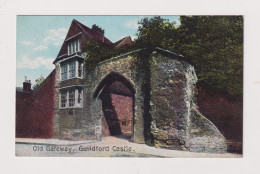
top-left (16, 16), bottom-right (180, 87)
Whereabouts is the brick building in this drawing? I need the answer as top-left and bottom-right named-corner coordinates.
top-left (16, 71), bottom-right (56, 138)
top-left (16, 19), bottom-right (242, 153)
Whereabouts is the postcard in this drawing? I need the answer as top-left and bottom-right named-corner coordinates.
top-left (16, 15), bottom-right (243, 157)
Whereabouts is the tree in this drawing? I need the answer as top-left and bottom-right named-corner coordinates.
top-left (136, 16), bottom-right (243, 96)
top-left (177, 16), bottom-right (243, 96)
top-left (32, 75), bottom-right (45, 91)
top-left (136, 16), bottom-right (179, 51)
top-left (84, 38), bottom-right (134, 72)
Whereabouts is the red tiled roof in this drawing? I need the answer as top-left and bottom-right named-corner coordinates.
top-left (114, 36), bottom-right (133, 48)
top-left (54, 19), bottom-right (114, 62)
top-left (54, 19), bottom-right (133, 63)
top-left (73, 20), bottom-right (113, 45)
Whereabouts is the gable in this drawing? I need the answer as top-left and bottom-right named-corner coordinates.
top-left (55, 20), bottom-right (114, 63)
top-left (114, 36), bottom-right (133, 48)
top-left (56, 21), bottom-right (86, 59)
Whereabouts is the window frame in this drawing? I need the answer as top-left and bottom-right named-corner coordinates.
top-left (61, 91), bottom-right (67, 108)
top-left (60, 88), bottom-right (83, 109)
top-left (69, 90), bottom-right (75, 107)
top-left (67, 39), bottom-right (80, 55)
top-left (69, 61), bottom-right (76, 79)
top-left (78, 89), bottom-right (82, 104)
top-left (78, 62), bottom-right (83, 78)
top-left (61, 63), bottom-right (68, 81)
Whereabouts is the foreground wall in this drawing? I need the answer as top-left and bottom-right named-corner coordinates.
top-left (149, 50), bottom-right (227, 153)
top-left (84, 49), bottom-right (148, 143)
top-left (150, 51), bottom-right (196, 150)
top-left (82, 48), bottom-right (227, 153)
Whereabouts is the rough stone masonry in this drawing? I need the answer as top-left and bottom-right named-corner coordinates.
top-left (53, 47), bottom-right (227, 153)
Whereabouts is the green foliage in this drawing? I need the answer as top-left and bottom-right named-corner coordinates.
top-left (84, 16), bottom-right (243, 96)
top-left (32, 74), bottom-right (45, 91)
top-left (136, 16), bottom-right (179, 51)
top-left (83, 38), bottom-right (114, 72)
top-left (136, 16), bottom-right (243, 96)
top-left (177, 16), bottom-right (243, 96)
top-left (84, 38), bottom-right (135, 72)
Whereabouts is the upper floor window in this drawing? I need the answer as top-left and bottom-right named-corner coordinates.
top-left (69, 61), bottom-right (76, 79)
top-left (61, 64), bottom-right (68, 81)
top-left (78, 62), bottom-right (83, 78)
top-left (60, 60), bottom-right (83, 81)
top-left (68, 39), bottom-right (80, 55)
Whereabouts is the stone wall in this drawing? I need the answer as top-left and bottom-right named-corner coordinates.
top-left (53, 58), bottom-right (86, 140)
top-left (85, 50), bottom-right (147, 143)
top-left (149, 51), bottom-right (196, 150)
top-left (82, 48), bottom-right (227, 153)
top-left (51, 48), bottom-right (227, 153)
top-left (148, 50), bottom-right (226, 153)
top-left (189, 108), bottom-right (227, 153)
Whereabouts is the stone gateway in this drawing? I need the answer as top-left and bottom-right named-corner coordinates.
top-left (53, 46), bottom-right (226, 153)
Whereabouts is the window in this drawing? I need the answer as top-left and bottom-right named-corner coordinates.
top-left (68, 39), bottom-right (80, 55)
top-left (78, 62), bottom-right (83, 77)
top-left (61, 91), bottom-right (67, 107)
top-left (60, 60), bottom-right (83, 81)
top-left (61, 64), bottom-right (67, 80)
top-left (78, 89), bottom-right (82, 103)
top-left (69, 90), bottom-right (75, 107)
top-left (60, 88), bottom-right (83, 108)
top-left (69, 61), bottom-right (76, 78)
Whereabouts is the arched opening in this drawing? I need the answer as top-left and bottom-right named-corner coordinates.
top-left (93, 72), bottom-right (135, 139)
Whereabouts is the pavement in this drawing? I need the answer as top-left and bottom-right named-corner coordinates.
top-left (15, 136), bottom-right (242, 158)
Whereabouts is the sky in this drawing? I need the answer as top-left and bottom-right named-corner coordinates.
top-left (16, 16), bottom-right (180, 87)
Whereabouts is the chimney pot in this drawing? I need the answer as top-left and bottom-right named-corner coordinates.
top-left (23, 79), bottom-right (31, 92)
top-left (92, 24), bottom-right (105, 42)
top-left (92, 24), bottom-right (104, 34)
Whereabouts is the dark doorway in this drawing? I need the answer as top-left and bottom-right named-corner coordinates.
top-left (94, 73), bottom-right (135, 138)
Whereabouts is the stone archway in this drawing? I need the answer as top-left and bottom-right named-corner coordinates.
top-left (93, 72), bottom-right (135, 138)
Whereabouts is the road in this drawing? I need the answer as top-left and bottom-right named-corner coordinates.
top-left (16, 136), bottom-right (242, 158)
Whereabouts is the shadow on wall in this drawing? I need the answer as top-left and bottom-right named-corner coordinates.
top-left (100, 92), bottom-right (122, 135)
top-left (197, 86), bottom-right (243, 154)
top-left (95, 72), bottom-right (135, 138)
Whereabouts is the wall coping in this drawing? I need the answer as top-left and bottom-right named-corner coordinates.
top-left (97, 47), bottom-right (191, 66)
top-left (97, 48), bottom-right (143, 65)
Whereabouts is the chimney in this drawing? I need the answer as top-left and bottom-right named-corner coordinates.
top-left (92, 24), bottom-right (104, 42)
top-left (23, 76), bottom-right (31, 92)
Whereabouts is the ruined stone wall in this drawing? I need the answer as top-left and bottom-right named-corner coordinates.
top-left (51, 48), bottom-right (227, 153)
top-left (84, 50), bottom-right (148, 143)
top-left (149, 51), bottom-right (197, 150)
top-left (149, 50), bottom-right (226, 153)
top-left (189, 108), bottom-right (227, 153)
